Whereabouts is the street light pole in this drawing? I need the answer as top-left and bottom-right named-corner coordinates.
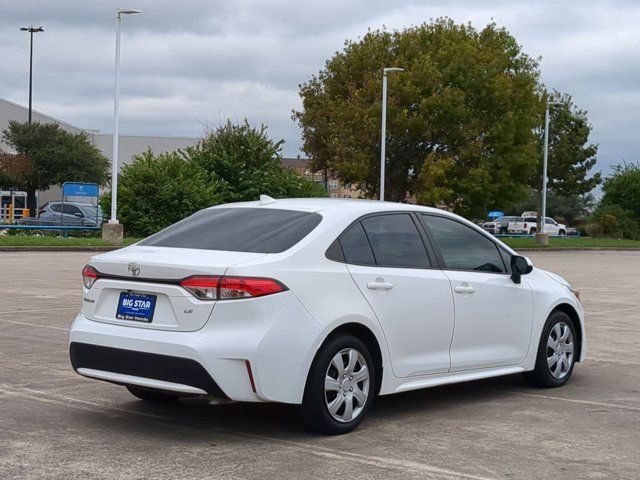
top-left (540, 100), bottom-right (562, 235)
top-left (19, 26), bottom-right (44, 124)
top-left (379, 67), bottom-right (404, 201)
top-left (109, 8), bottom-right (140, 225)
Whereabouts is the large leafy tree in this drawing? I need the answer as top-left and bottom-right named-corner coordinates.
top-left (294, 19), bottom-right (542, 216)
top-left (1, 121), bottom-right (109, 212)
top-left (185, 120), bottom-right (326, 201)
top-left (531, 91), bottom-right (600, 228)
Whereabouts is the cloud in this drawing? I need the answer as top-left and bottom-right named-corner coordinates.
top-left (0, 0), bottom-right (637, 172)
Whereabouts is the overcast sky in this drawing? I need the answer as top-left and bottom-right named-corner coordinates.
top-left (1, 0), bottom-right (638, 176)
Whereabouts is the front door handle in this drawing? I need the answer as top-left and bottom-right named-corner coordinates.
top-left (367, 278), bottom-right (394, 291)
top-left (454, 283), bottom-right (476, 294)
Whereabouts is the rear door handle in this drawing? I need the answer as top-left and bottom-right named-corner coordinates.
top-left (454, 284), bottom-right (475, 294)
top-left (367, 278), bottom-right (394, 291)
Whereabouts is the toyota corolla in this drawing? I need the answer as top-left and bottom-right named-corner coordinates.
top-left (69, 197), bottom-right (585, 434)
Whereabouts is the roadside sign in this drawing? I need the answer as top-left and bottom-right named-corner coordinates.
top-left (62, 182), bottom-right (99, 198)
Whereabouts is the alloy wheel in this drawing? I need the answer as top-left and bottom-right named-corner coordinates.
top-left (546, 321), bottom-right (574, 379)
top-left (324, 348), bottom-right (370, 423)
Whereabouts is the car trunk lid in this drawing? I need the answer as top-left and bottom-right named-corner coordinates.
top-left (83, 246), bottom-right (266, 331)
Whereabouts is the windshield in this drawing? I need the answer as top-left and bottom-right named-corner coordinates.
top-left (139, 207), bottom-right (322, 253)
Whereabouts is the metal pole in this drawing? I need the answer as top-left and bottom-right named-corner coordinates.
top-left (379, 72), bottom-right (388, 201)
top-left (110, 13), bottom-right (122, 224)
top-left (28, 30), bottom-right (33, 124)
top-left (541, 103), bottom-right (550, 234)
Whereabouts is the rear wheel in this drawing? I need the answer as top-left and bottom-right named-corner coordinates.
top-left (529, 227), bottom-right (537, 235)
top-left (524, 311), bottom-right (577, 388)
top-left (302, 334), bottom-right (375, 434)
top-left (126, 386), bottom-right (181, 402)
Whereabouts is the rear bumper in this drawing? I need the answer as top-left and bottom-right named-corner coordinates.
top-left (69, 290), bottom-right (322, 404)
top-left (70, 342), bottom-right (227, 397)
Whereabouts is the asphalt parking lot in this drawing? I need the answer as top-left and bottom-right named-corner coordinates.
top-left (1, 250), bottom-right (639, 479)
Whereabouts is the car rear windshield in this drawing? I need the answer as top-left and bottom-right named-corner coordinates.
top-left (139, 208), bottom-right (322, 253)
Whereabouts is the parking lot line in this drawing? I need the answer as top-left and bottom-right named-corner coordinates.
top-left (0, 383), bottom-right (498, 480)
top-left (505, 390), bottom-right (640, 412)
top-left (0, 306), bottom-right (79, 315)
top-left (0, 318), bottom-right (70, 331)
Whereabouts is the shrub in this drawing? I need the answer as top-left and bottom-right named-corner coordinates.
top-left (586, 204), bottom-right (640, 240)
top-left (101, 150), bottom-right (223, 237)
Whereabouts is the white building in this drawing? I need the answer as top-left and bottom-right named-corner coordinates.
top-left (0, 97), bottom-right (198, 207)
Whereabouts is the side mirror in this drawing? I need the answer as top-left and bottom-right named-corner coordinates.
top-left (510, 255), bottom-right (533, 284)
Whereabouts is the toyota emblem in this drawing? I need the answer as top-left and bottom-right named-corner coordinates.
top-left (128, 263), bottom-right (141, 277)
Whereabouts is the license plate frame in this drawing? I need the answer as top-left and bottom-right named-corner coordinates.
top-left (116, 292), bottom-right (157, 323)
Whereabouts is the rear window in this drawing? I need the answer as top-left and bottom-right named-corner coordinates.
top-left (139, 208), bottom-right (322, 253)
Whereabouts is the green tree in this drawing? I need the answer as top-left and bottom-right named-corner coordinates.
top-left (100, 150), bottom-right (223, 236)
top-left (600, 162), bottom-right (640, 220)
top-left (531, 91), bottom-right (600, 229)
top-left (185, 120), bottom-right (327, 201)
top-left (294, 19), bottom-right (542, 216)
top-left (1, 121), bottom-right (109, 212)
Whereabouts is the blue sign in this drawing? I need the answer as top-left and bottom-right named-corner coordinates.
top-left (62, 182), bottom-right (99, 198)
top-left (487, 210), bottom-right (504, 219)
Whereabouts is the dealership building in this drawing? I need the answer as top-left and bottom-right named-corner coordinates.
top-left (0, 97), bottom-right (358, 219)
top-left (0, 97), bottom-right (198, 212)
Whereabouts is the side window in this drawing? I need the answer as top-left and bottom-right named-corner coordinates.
top-left (545, 218), bottom-right (555, 225)
top-left (421, 215), bottom-right (506, 273)
top-left (63, 205), bottom-right (82, 215)
top-left (339, 222), bottom-right (376, 266)
top-left (360, 214), bottom-right (430, 268)
top-left (50, 203), bottom-right (62, 213)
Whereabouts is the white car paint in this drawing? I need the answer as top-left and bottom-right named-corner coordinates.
top-left (69, 198), bottom-right (586, 408)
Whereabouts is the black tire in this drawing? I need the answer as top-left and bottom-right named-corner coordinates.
top-left (529, 227), bottom-right (537, 235)
top-left (126, 385), bottom-right (181, 402)
top-left (301, 334), bottom-right (376, 434)
top-left (524, 311), bottom-right (577, 388)
top-left (558, 230), bottom-right (566, 237)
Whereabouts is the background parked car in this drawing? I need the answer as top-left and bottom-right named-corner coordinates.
top-left (20, 202), bottom-right (103, 226)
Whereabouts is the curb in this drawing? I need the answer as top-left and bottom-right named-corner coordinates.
top-left (0, 246), bottom-right (122, 252)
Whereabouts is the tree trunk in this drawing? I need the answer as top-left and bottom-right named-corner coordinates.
top-left (26, 188), bottom-right (37, 218)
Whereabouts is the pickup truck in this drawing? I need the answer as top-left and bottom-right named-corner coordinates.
top-left (510, 215), bottom-right (567, 236)
top-left (481, 216), bottom-right (522, 234)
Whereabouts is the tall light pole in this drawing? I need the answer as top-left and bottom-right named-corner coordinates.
top-left (109, 8), bottom-right (141, 225)
top-left (379, 67), bottom-right (404, 201)
top-left (19, 26), bottom-right (44, 124)
top-left (540, 100), bottom-right (562, 235)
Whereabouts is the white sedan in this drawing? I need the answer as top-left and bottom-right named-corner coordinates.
top-left (69, 198), bottom-right (585, 434)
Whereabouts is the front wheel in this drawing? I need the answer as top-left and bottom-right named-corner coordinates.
top-left (301, 334), bottom-right (375, 434)
top-left (529, 227), bottom-right (537, 235)
top-left (558, 230), bottom-right (566, 237)
top-left (524, 311), bottom-right (577, 388)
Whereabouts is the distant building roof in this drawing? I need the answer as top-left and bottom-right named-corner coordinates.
top-left (281, 157), bottom-right (310, 168)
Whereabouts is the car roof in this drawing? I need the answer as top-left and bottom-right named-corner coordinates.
top-left (207, 197), bottom-right (446, 215)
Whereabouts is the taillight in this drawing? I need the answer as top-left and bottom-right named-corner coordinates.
top-left (179, 276), bottom-right (221, 300)
top-left (180, 275), bottom-right (286, 300)
top-left (82, 265), bottom-right (98, 289)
